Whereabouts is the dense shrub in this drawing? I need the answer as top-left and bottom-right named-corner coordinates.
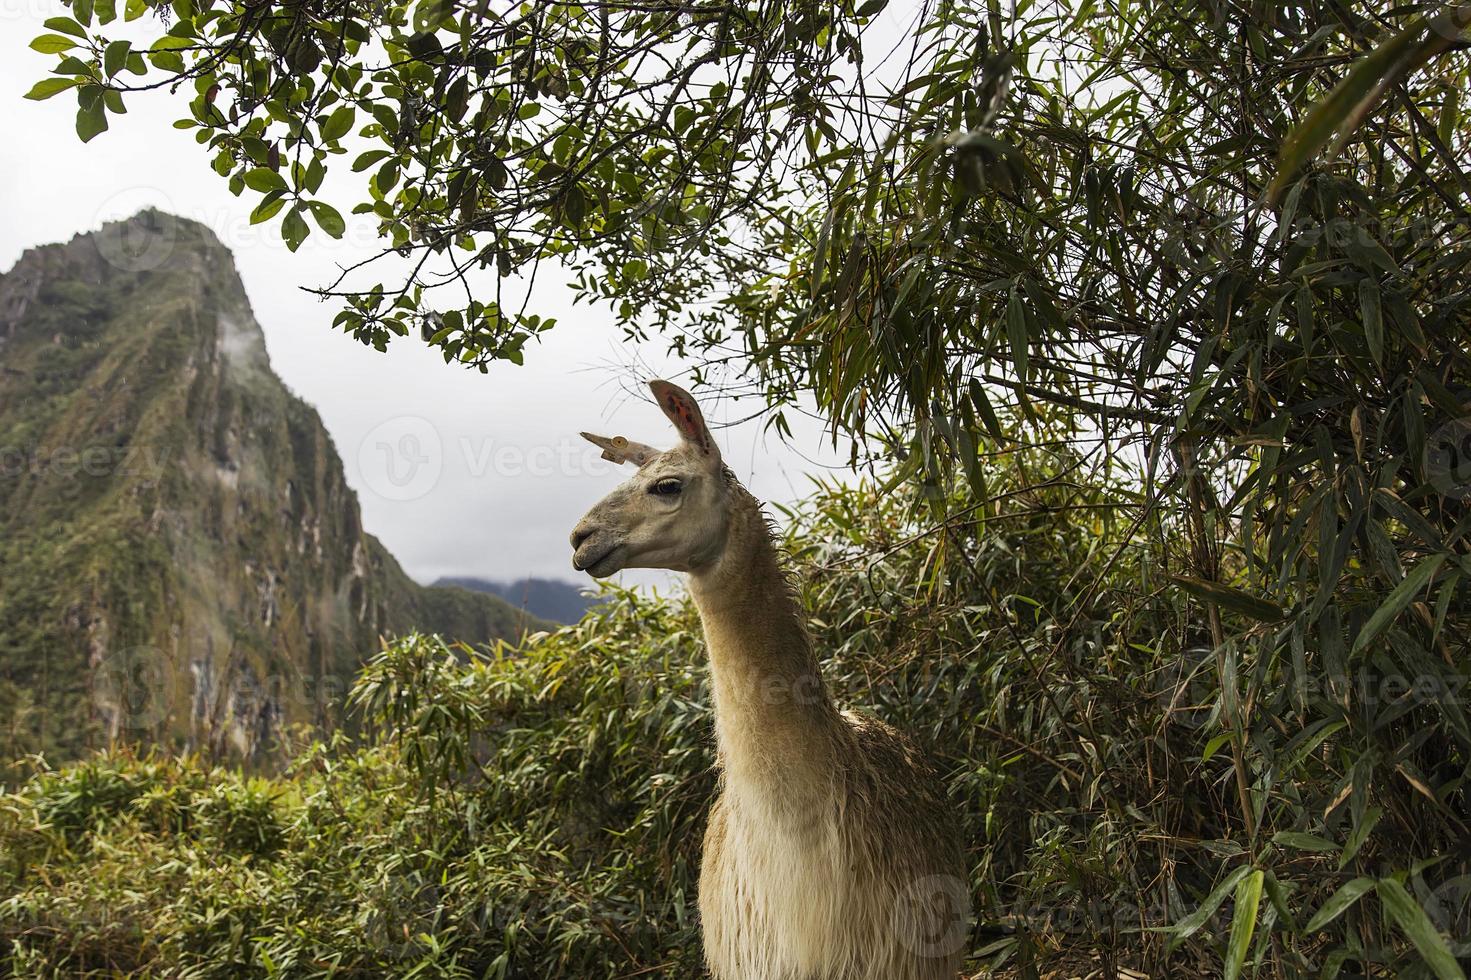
top-left (1, 448), bottom-right (1466, 977)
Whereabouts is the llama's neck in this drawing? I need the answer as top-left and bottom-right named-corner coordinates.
top-left (687, 484), bottom-right (843, 814)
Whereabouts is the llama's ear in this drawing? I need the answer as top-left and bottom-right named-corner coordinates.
top-left (580, 432), bottom-right (659, 467)
top-left (649, 379), bottom-right (719, 462)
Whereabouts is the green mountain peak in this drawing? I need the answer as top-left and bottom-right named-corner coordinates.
top-left (0, 211), bottom-right (539, 763)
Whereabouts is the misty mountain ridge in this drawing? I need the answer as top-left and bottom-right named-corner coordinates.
top-left (432, 576), bottom-right (597, 624)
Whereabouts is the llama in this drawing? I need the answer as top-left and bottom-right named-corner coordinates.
top-left (569, 379), bottom-right (971, 980)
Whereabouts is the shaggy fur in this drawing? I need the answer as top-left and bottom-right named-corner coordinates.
top-left (689, 485), bottom-right (969, 980)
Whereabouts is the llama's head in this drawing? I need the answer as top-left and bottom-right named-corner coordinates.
top-left (569, 379), bottom-right (730, 578)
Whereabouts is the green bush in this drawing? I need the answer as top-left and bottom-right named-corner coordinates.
top-left (0, 450), bottom-right (1466, 977)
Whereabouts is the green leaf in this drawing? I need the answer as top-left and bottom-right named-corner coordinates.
top-left (307, 201), bottom-right (345, 238)
top-left (282, 205), bottom-right (310, 252)
top-left (1269, 13), bottom-right (1463, 200)
top-left (1171, 575), bottom-right (1285, 622)
top-left (352, 149), bottom-right (392, 172)
top-left (104, 39), bottom-right (131, 78)
top-left (30, 34), bottom-right (79, 53)
top-left (517, 102), bottom-right (541, 120)
top-left (76, 96), bottom-right (108, 142)
top-left (1377, 878), bottom-right (1467, 980)
top-left (1224, 870), bottom-right (1263, 980)
top-left (53, 55), bottom-right (92, 77)
top-left (1271, 831), bottom-right (1337, 853)
top-left (1359, 279), bottom-right (1383, 366)
top-left (243, 168), bottom-right (287, 193)
top-left (374, 159), bottom-right (400, 196)
top-left (320, 105), bottom-right (356, 142)
top-left (250, 191), bottom-right (287, 224)
top-left (24, 77), bottom-right (83, 101)
top-left (150, 35), bottom-right (193, 51)
top-left (1158, 864), bottom-right (1254, 950)
top-left (563, 183), bottom-right (586, 227)
top-left (150, 49), bottom-right (185, 72)
top-left (1006, 289), bottom-right (1029, 383)
top-left (42, 16), bottom-right (88, 37)
top-left (1305, 877), bottom-right (1376, 931)
top-left (1351, 553), bottom-right (1447, 654)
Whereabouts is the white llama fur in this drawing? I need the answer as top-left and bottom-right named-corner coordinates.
top-left (571, 379), bottom-right (970, 979)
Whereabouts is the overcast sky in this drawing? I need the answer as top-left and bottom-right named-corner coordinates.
top-left (0, 2), bottom-right (855, 589)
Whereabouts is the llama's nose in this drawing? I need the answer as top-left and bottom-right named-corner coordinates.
top-left (570, 524), bottom-right (595, 551)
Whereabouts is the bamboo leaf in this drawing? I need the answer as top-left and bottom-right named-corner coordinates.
top-left (1272, 831), bottom-right (1337, 853)
top-left (1158, 864), bottom-right (1254, 950)
top-left (1378, 878), bottom-right (1467, 980)
top-left (1305, 877), bottom-right (1376, 932)
top-left (1006, 289), bottom-right (1029, 384)
top-left (1270, 5), bottom-right (1471, 200)
top-left (1351, 554), bottom-right (1447, 654)
top-left (1359, 279), bottom-right (1383, 366)
top-left (1224, 870), bottom-right (1264, 980)
top-left (1172, 575), bottom-right (1285, 622)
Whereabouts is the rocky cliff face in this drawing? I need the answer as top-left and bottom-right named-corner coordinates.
top-left (0, 211), bottom-right (536, 763)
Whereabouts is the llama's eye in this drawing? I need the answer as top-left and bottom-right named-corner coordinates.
top-left (650, 478), bottom-right (683, 496)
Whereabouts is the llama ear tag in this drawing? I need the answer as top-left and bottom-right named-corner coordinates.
top-left (580, 432), bottom-right (658, 467)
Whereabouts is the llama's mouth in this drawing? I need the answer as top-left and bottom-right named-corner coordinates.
top-left (573, 544), bottom-right (621, 577)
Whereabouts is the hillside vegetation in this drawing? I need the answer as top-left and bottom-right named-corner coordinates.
top-left (0, 214), bottom-right (539, 763)
top-left (3, 443), bottom-right (1465, 977)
